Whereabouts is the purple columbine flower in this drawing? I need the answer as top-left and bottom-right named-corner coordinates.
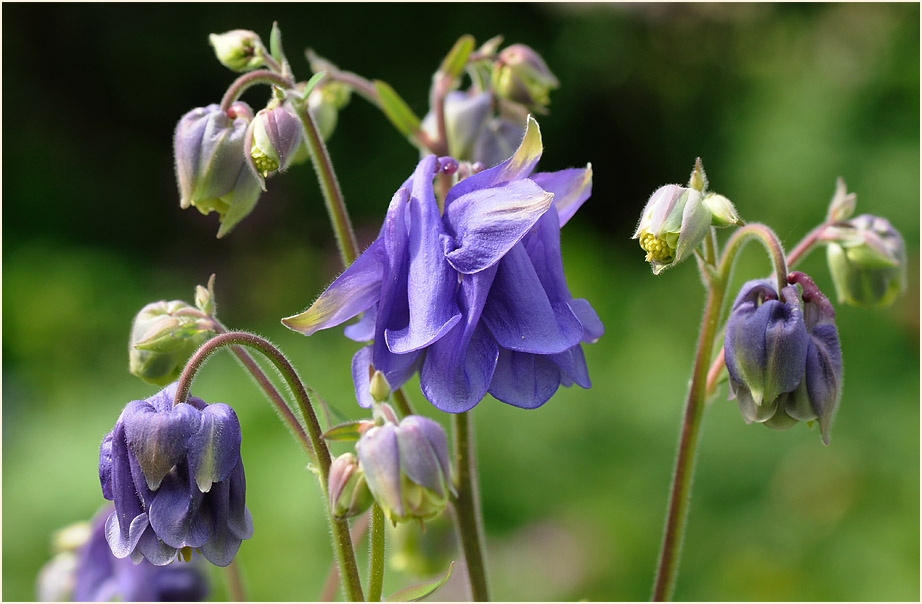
top-left (283, 116), bottom-right (602, 412)
top-left (70, 505), bottom-right (210, 601)
top-left (724, 273), bottom-right (843, 443)
top-left (98, 383), bottom-right (252, 567)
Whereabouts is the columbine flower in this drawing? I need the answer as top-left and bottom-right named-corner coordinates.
top-left (283, 116), bottom-right (602, 412)
top-left (355, 408), bottom-right (454, 524)
top-left (491, 44), bottom-right (559, 113)
top-left (724, 273), bottom-right (842, 443)
top-left (128, 300), bottom-right (215, 386)
top-left (823, 214), bottom-right (906, 308)
top-left (37, 506), bottom-right (209, 602)
top-left (633, 161), bottom-right (741, 274)
top-left (99, 384), bottom-right (252, 566)
top-left (173, 102), bottom-right (262, 237)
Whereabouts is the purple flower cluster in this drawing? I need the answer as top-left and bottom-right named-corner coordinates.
top-left (284, 117), bottom-right (602, 412)
top-left (99, 384), bottom-right (252, 566)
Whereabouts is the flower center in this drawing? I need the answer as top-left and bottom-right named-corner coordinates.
top-left (251, 146), bottom-right (278, 177)
top-left (639, 231), bottom-right (675, 263)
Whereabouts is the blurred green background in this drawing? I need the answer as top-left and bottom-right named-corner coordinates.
top-left (3, 3), bottom-right (919, 601)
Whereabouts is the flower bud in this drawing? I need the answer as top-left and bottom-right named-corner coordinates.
top-left (356, 415), bottom-right (455, 524)
top-left (825, 177), bottom-right (857, 223)
top-left (129, 300), bottom-right (215, 386)
top-left (244, 105), bottom-right (304, 188)
top-left (421, 91), bottom-right (492, 161)
top-left (209, 30), bottom-right (264, 72)
top-left (702, 193), bottom-right (742, 227)
top-left (724, 274), bottom-right (843, 443)
top-left (824, 214), bottom-right (906, 308)
top-left (492, 44), bottom-right (559, 112)
top-left (369, 370), bottom-right (392, 404)
top-left (173, 103), bottom-right (263, 237)
top-left (328, 453), bottom-right (374, 519)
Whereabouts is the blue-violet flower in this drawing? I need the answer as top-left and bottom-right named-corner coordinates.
top-left (283, 116), bottom-right (603, 412)
top-left (99, 383), bottom-right (253, 566)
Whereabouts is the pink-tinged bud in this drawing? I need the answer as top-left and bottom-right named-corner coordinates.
top-left (244, 105), bottom-right (304, 189)
top-left (328, 453), bottom-right (373, 519)
top-left (492, 44), bottom-right (559, 112)
top-left (173, 103), bottom-right (262, 237)
top-left (824, 214), bottom-right (906, 308)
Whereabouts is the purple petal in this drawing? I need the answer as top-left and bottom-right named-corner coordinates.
top-left (187, 403), bottom-right (242, 493)
top-left (396, 420), bottom-right (445, 497)
top-left (226, 460), bottom-right (253, 540)
top-left (488, 348), bottom-right (561, 409)
top-left (135, 522), bottom-right (180, 566)
top-left (356, 424), bottom-right (404, 519)
top-left (550, 344), bottom-right (591, 389)
top-left (99, 432), bottom-right (115, 500)
top-left (569, 299), bottom-right (605, 343)
top-left (351, 346), bottom-right (377, 409)
top-left (105, 510), bottom-right (148, 560)
top-left (197, 480), bottom-right (242, 567)
top-left (445, 115), bottom-right (543, 208)
top-left (344, 304), bottom-right (377, 342)
top-left (123, 401), bottom-right (200, 491)
top-left (386, 155), bottom-right (461, 353)
top-left (106, 421), bottom-right (144, 549)
top-left (148, 466), bottom-right (205, 549)
top-left (805, 323), bottom-right (843, 445)
top-left (402, 415), bottom-right (454, 495)
top-left (420, 268), bottom-right (499, 413)
top-left (530, 166), bottom-right (593, 228)
top-left (444, 179), bottom-right (553, 274)
top-left (523, 208), bottom-right (570, 303)
top-left (481, 244), bottom-right (582, 354)
top-left (282, 239), bottom-right (384, 335)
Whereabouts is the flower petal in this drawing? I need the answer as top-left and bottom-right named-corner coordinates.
top-left (444, 179), bottom-right (553, 274)
top-left (344, 304), bottom-right (377, 342)
top-left (105, 510), bottom-right (147, 560)
top-left (481, 244), bottom-right (582, 354)
top-left (488, 348), bottom-right (561, 409)
top-left (402, 415), bottom-right (454, 494)
top-left (550, 344), bottom-right (591, 389)
top-left (356, 424), bottom-right (404, 519)
top-left (805, 323), bottom-right (843, 445)
top-left (227, 460), bottom-right (253, 540)
top-left (530, 165), bottom-right (592, 228)
top-left (187, 403), bottom-right (242, 493)
top-left (569, 298), bottom-right (605, 343)
top-left (351, 346), bottom-right (377, 409)
top-left (396, 420), bottom-right (445, 497)
top-left (148, 467), bottom-right (200, 549)
top-left (123, 401), bottom-right (200, 491)
top-left (444, 115), bottom-right (543, 208)
top-left (282, 239), bottom-right (384, 336)
top-left (197, 480), bottom-right (243, 567)
top-left (674, 189), bottom-right (710, 263)
top-left (386, 155), bottom-right (461, 353)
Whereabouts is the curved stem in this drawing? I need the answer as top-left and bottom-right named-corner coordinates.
top-left (452, 411), bottom-right (490, 601)
top-left (653, 223), bottom-right (788, 601)
top-left (392, 388), bottom-right (415, 418)
top-left (220, 70), bottom-right (293, 112)
top-left (367, 504), bottom-right (386, 602)
top-left (173, 332), bottom-right (364, 601)
top-left (786, 223), bottom-right (827, 268)
top-left (289, 92), bottom-right (360, 266)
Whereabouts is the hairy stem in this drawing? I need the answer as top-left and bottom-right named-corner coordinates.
top-left (653, 223), bottom-right (788, 600)
top-left (173, 332), bottom-right (364, 601)
top-left (452, 411), bottom-right (490, 601)
top-left (220, 70), bottom-right (293, 113)
top-left (367, 504), bottom-right (386, 602)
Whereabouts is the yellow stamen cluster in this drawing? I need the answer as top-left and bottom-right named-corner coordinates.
top-left (639, 231), bottom-right (675, 263)
top-left (250, 146), bottom-right (278, 177)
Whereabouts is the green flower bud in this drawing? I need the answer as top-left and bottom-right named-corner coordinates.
top-left (825, 177), bottom-right (857, 223)
top-left (329, 453), bottom-right (374, 519)
top-left (702, 193), bottom-right (743, 227)
top-left (128, 300), bottom-right (215, 386)
top-left (369, 370), bottom-right (392, 404)
top-left (209, 30), bottom-right (264, 72)
top-left (492, 44), bottom-right (559, 112)
top-left (244, 105), bottom-right (304, 188)
top-left (824, 214), bottom-right (906, 308)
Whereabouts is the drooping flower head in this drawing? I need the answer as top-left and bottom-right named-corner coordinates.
top-left (99, 384), bottom-right (252, 567)
top-left (724, 273), bottom-right (842, 443)
top-left (283, 116), bottom-right (602, 412)
top-left (37, 505), bottom-right (210, 602)
top-left (128, 300), bottom-right (215, 386)
top-left (173, 102), bottom-right (262, 237)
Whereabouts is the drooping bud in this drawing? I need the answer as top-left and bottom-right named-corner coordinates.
top-left (244, 104), bottom-right (304, 188)
top-left (328, 453), bottom-right (374, 519)
top-left (724, 274), bottom-right (843, 443)
top-left (421, 91), bottom-right (493, 161)
top-left (173, 103), bottom-right (263, 237)
top-left (129, 300), bottom-right (215, 386)
top-left (633, 160), bottom-right (740, 274)
top-left (209, 30), bottom-right (265, 72)
top-left (356, 415), bottom-right (454, 525)
top-left (492, 44), bottom-right (559, 112)
top-left (823, 214), bottom-right (906, 308)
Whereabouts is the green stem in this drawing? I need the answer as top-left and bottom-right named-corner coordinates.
top-left (226, 559), bottom-right (248, 601)
top-left (652, 224), bottom-right (787, 601)
top-left (289, 92), bottom-right (360, 267)
top-left (367, 505), bottom-right (386, 602)
top-left (392, 388), bottom-right (415, 418)
top-left (173, 332), bottom-right (364, 601)
top-left (452, 411), bottom-right (490, 601)
top-left (220, 70), bottom-right (293, 113)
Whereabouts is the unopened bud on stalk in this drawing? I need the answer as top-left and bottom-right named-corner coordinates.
top-left (824, 214), bottom-right (906, 308)
top-left (209, 30), bottom-right (264, 72)
top-left (128, 300), bottom-right (215, 386)
top-left (328, 453), bottom-right (373, 519)
top-left (245, 104), bottom-right (304, 188)
top-left (492, 44), bottom-right (559, 112)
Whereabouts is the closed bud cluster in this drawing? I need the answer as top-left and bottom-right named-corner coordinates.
top-left (823, 214), bottom-right (906, 308)
top-left (633, 160), bottom-right (742, 274)
top-left (173, 102), bottom-right (262, 237)
top-left (492, 44), bottom-right (559, 113)
top-left (328, 453), bottom-right (373, 519)
top-left (724, 272), bottom-right (843, 444)
top-left (208, 30), bottom-right (265, 72)
top-left (129, 300), bottom-right (215, 386)
top-left (356, 413), bottom-right (455, 524)
top-left (244, 104), bottom-right (304, 188)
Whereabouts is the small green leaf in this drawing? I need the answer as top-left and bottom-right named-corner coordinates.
top-left (439, 35), bottom-right (475, 79)
top-left (374, 80), bottom-right (421, 139)
top-left (384, 561), bottom-right (454, 602)
top-left (309, 387), bottom-right (349, 432)
top-left (322, 420), bottom-right (368, 442)
top-left (300, 71), bottom-right (327, 101)
top-left (269, 21), bottom-right (284, 65)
